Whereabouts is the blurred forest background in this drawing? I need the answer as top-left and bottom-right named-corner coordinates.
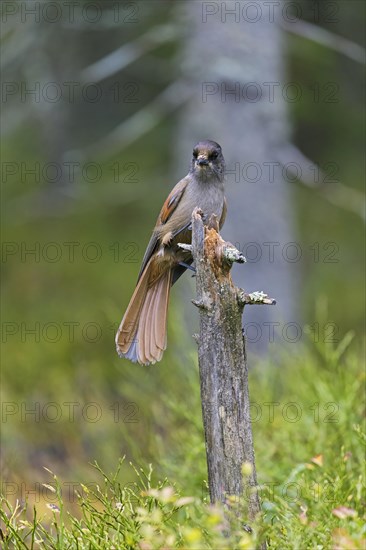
top-left (1, 0), bottom-right (365, 529)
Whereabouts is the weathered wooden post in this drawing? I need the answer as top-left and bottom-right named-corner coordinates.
top-left (180, 208), bottom-right (275, 525)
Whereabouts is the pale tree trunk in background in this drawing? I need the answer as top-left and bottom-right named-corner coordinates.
top-left (175, 1), bottom-right (299, 352)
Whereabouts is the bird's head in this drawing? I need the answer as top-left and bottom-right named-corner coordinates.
top-left (190, 140), bottom-right (225, 182)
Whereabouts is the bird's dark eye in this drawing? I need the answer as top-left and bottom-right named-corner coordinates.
top-left (210, 151), bottom-right (218, 160)
top-left (193, 150), bottom-right (198, 158)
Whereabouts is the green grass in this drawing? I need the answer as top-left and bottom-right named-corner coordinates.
top-left (1, 332), bottom-right (365, 549)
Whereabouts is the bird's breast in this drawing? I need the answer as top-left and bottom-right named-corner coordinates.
top-left (157, 178), bottom-right (225, 246)
top-left (184, 180), bottom-right (225, 223)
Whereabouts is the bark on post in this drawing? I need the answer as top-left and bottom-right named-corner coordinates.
top-left (179, 208), bottom-right (275, 523)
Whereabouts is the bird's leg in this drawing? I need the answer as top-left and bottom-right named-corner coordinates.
top-left (179, 262), bottom-right (196, 273)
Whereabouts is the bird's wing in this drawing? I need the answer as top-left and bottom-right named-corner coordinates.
top-left (137, 177), bottom-right (188, 282)
top-left (160, 178), bottom-right (188, 224)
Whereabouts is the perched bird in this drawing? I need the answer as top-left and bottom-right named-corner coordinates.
top-left (115, 140), bottom-right (227, 365)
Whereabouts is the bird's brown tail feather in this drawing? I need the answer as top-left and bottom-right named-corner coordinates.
top-left (115, 264), bottom-right (172, 365)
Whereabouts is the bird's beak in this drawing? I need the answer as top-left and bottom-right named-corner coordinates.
top-left (196, 156), bottom-right (209, 166)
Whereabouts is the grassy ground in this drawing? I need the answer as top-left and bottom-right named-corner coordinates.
top-left (1, 331), bottom-right (364, 549)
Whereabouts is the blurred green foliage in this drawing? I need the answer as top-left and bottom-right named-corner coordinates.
top-left (1, 339), bottom-right (365, 548)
